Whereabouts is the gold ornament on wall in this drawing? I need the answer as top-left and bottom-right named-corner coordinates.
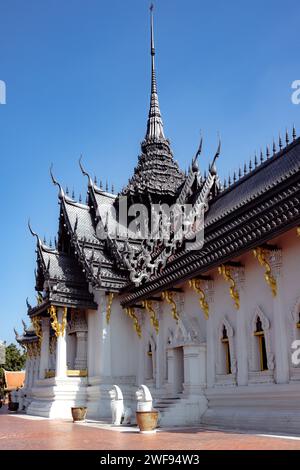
top-left (48, 306), bottom-right (67, 337)
top-left (124, 307), bottom-right (142, 338)
top-left (32, 316), bottom-right (43, 343)
top-left (253, 247), bottom-right (277, 297)
top-left (142, 300), bottom-right (159, 334)
top-left (162, 291), bottom-right (179, 323)
top-left (218, 265), bottom-right (240, 310)
top-left (106, 292), bottom-right (114, 325)
top-left (188, 278), bottom-right (209, 320)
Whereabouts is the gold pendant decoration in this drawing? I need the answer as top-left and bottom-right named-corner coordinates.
top-left (253, 247), bottom-right (277, 297)
top-left (32, 316), bottom-right (43, 343)
top-left (49, 306), bottom-right (68, 337)
top-left (124, 307), bottom-right (142, 338)
top-left (106, 292), bottom-right (114, 325)
top-left (188, 279), bottom-right (209, 320)
top-left (142, 300), bottom-right (159, 334)
top-left (162, 291), bottom-right (179, 324)
top-left (218, 265), bottom-right (240, 310)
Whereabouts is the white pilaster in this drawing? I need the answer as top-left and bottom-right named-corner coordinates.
top-left (234, 267), bottom-right (248, 386)
top-left (270, 250), bottom-right (289, 384)
top-left (155, 303), bottom-right (164, 390)
top-left (39, 318), bottom-right (50, 379)
top-left (55, 308), bottom-right (67, 379)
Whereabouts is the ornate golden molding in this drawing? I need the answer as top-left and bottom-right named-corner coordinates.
top-left (124, 307), bottom-right (142, 338)
top-left (162, 291), bottom-right (179, 324)
top-left (49, 306), bottom-right (67, 337)
top-left (218, 265), bottom-right (240, 310)
top-left (253, 247), bottom-right (277, 297)
top-left (188, 279), bottom-right (209, 320)
top-left (142, 300), bottom-right (159, 334)
top-left (32, 316), bottom-right (43, 343)
top-left (106, 292), bottom-right (114, 325)
top-left (49, 335), bottom-right (56, 354)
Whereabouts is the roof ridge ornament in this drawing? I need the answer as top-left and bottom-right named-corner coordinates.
top-left (28, 219), bottom-right (42, 247)
top-left (79, 155), bottom-right (93, 188)
top-left (50, 164), bottom-right (65, 199)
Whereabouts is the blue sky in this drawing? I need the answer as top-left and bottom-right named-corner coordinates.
top-left (0, 0), bottom-right (299, 345)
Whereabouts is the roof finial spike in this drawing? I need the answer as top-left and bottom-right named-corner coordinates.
top-left (254, 153), bottom-right (258, 168)
top-left (244, 163), bottom-right (247, 175)
top-left (94, 175), bottom-right (97, 185)
top-left (286, 128), bottom-right (289, 146)
top-left (43, 235), bottom-right (46, 244)
top-left (79, 193), bottom-right (82, 203)
top-left (111, 183), bottom-right (115, 194)
top-left (100, 180), bottom-right (103, 189)
top-left (49, 237), bottom-right (52, 248)
top-left (72, 188), bottom-right (75, 199)
top-left (266, 145), bottom-right (270, 159)
top-left (273, 139), bottom-right (276, 155)
top-left (66, 186), bottom-right (69, 195)
top-left (106, 180), bottom-right (109, 192)
top-left (249, 158), bottom-right (253, 172)
top-left (228, 174), bottom-right (231, 186)
top-left (223, 178), bottom-right (227, 189)
top-left (238, 167), bottom-right (242, 179)
top-left (278, 133), bottom-right (283, 150)
top-left (233, 171), bottom-right (237, 183)
top-left (293, 124), bottom-right (296, 141)
top-left (260, 149), bottom-right (264, 163)
top-left (145, 3), bottom-right (165, 142)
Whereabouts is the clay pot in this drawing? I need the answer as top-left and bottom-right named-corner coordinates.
top-left (71, 406), bottom-right (87, 422)
top-left (136, 410), bottom-right (159, 433)
top-left (8, 402), bottom-right (19, 412)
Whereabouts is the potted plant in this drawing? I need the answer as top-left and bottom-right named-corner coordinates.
top-left (71, 406), bottom-right (87, 422)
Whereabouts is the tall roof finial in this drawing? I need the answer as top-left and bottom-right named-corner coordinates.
top-left (145, 3), bottom-right (166, 142)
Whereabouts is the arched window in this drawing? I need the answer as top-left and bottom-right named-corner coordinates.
top-left (254, 316), bottom-right (268, 371)
top-left (216, 318), bottom-right (236, 382)
top-left (221, 325), bottom-right (231, 375)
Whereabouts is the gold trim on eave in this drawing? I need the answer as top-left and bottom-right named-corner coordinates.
top-left (142, 300), bottom-right (159, 334)
top-left (188, 279), bottom-right (209, 320)
top-left (218, 265), bottom-right (240, 310)
top-left (253, 247), bottom-right (277, 297)
top-left (162, 291), bottom-right (179, 323)
top-left (32, 316), bottom-right (43, 343)
top-left (48, 306), bottom-right (68, 337)
top-left (124, 307), bottom-right (142, 338)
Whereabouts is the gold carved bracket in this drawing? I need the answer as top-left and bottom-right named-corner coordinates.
top-left (142, 300), bottom-right (159, 334)
top-left (218, 265), bottom-right (240, 310)
top-left (106, 292), bottom-right (114, 325)
top-left (48, 306), bottom-right (67, 337)
top-left (124, 307), bottom-right (142, 338)
top-left (32, 316), bottom-right (43, 343)
top-left (253, 247), bottom-right (277, 297)
top-left (162, 291), bottom-right (179, 324)
top-left (188, 279), bottom-right (210, 320)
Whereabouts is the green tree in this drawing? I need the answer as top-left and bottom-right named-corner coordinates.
top-left (0, 344), bottom-right (26, 398)
top-left (2, 343), bottom-right (26, 371)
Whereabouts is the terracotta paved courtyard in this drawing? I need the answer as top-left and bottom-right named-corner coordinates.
top-left (1, 407), bottom-right (300, 450)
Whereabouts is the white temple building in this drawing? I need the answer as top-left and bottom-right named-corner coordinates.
top-left (15, 8), bottom-right (300, 433)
